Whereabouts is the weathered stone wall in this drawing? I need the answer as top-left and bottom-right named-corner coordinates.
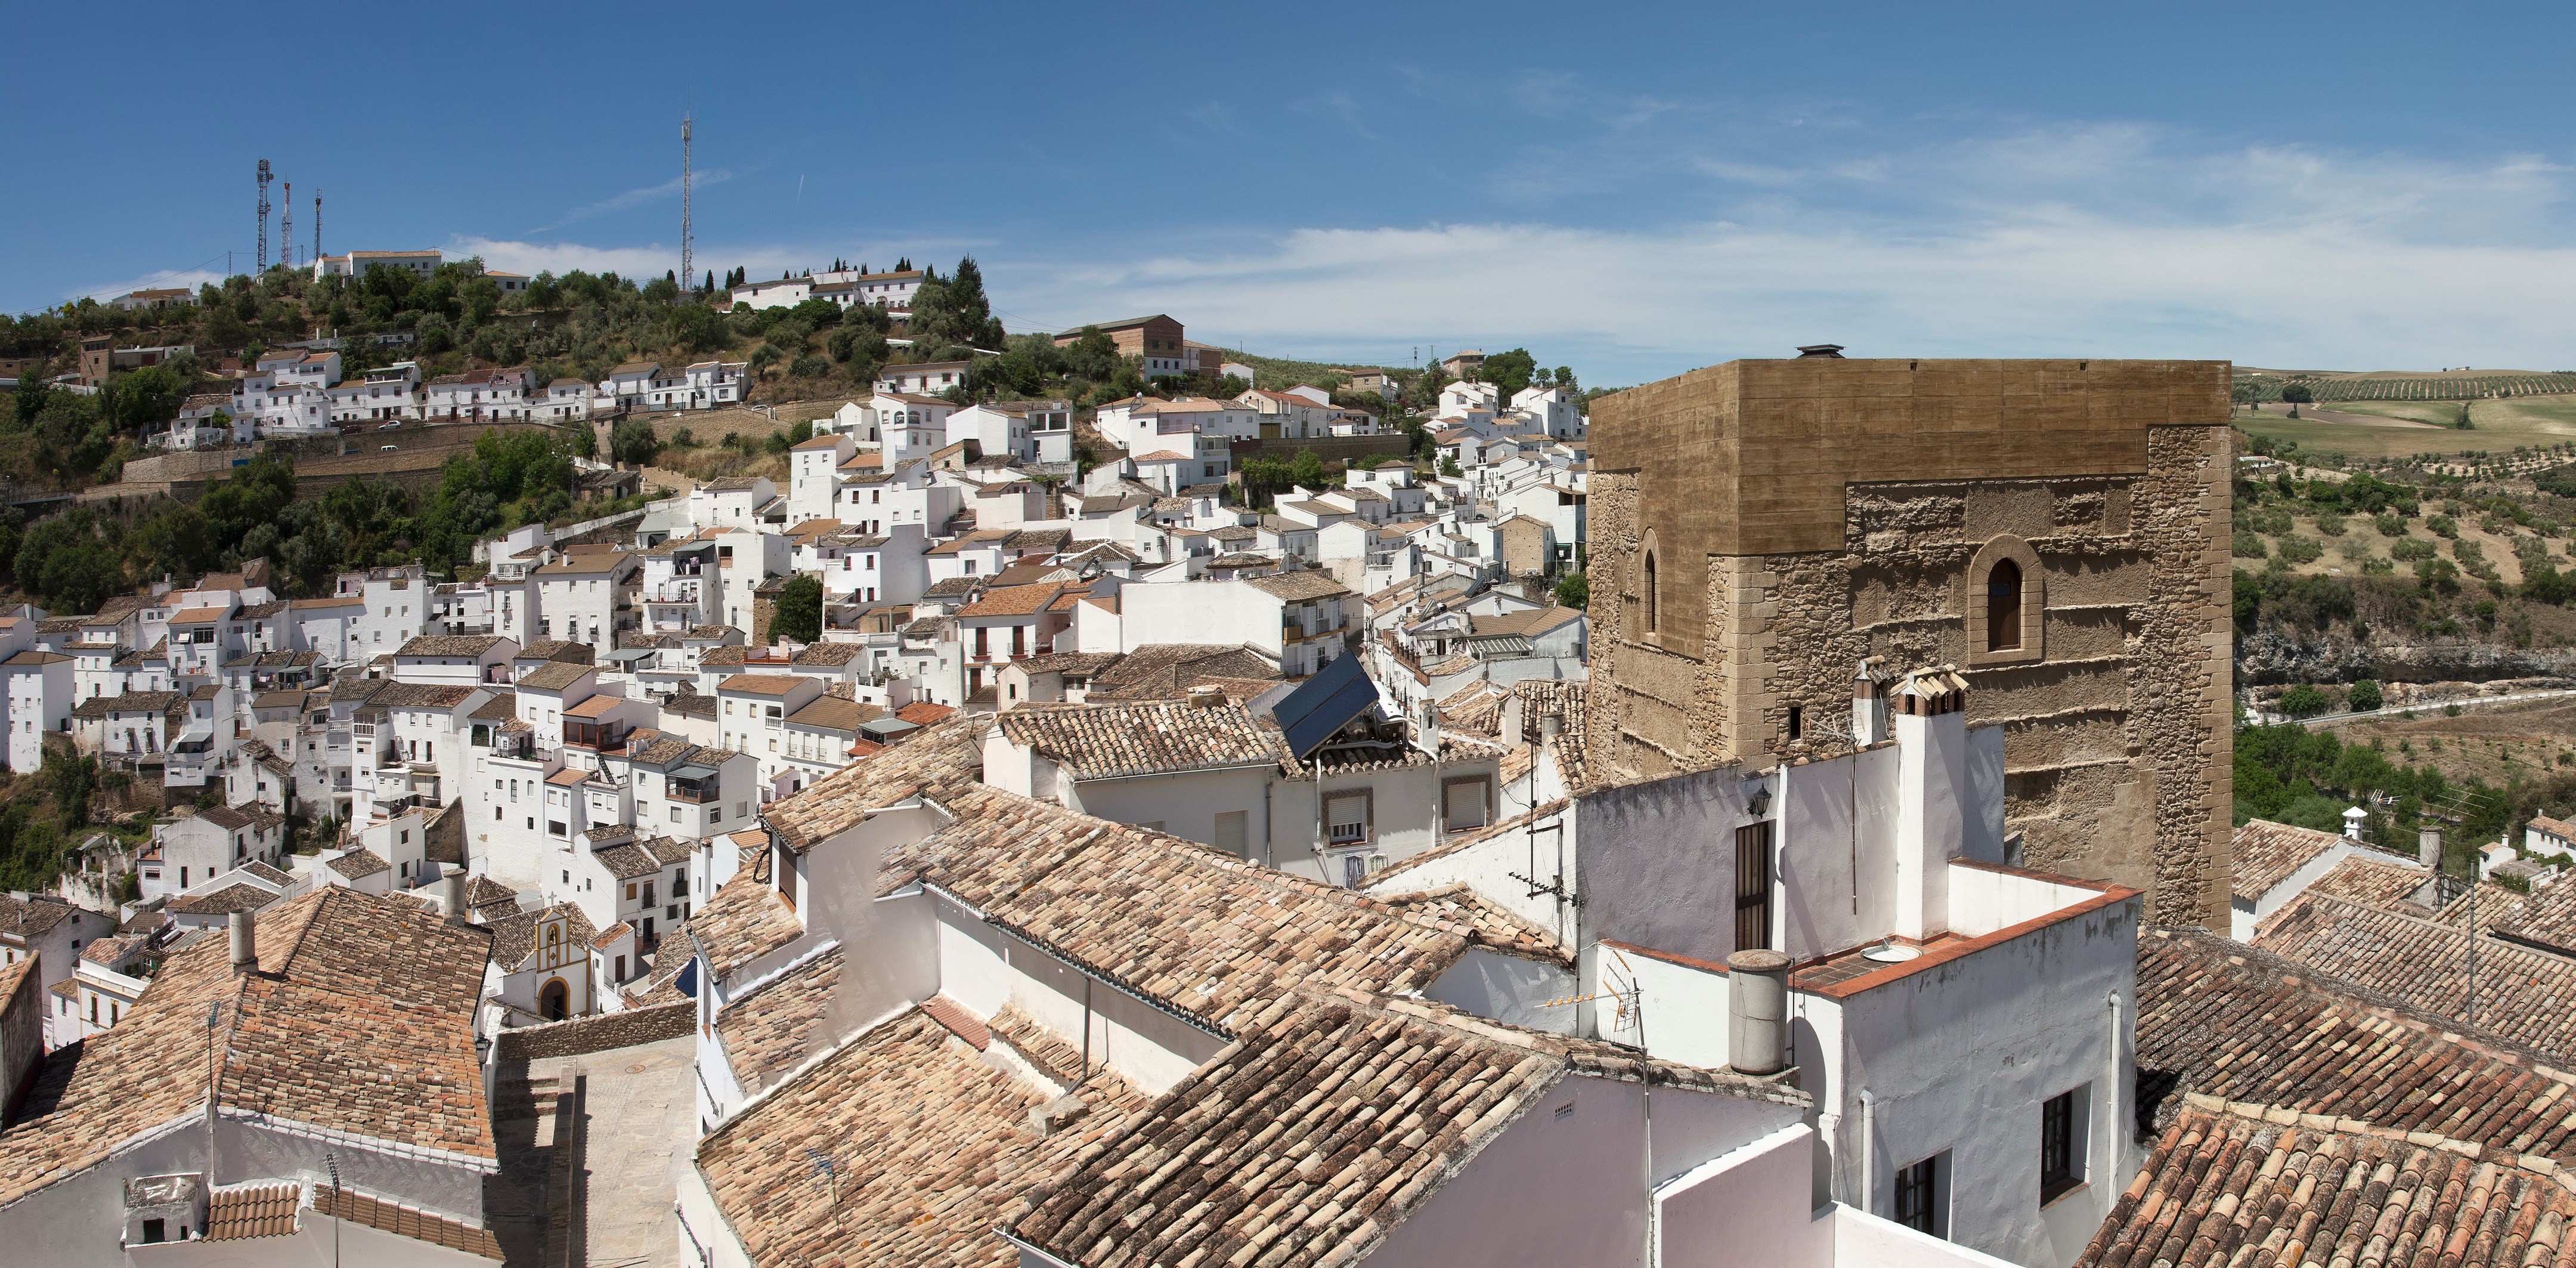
top-left (493, 1000), bottom-right (692, 1061)
top-left (1581, 357), bottom-right (2232, 925)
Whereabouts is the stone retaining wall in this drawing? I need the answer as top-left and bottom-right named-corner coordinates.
top-left (494, 1000), bottom-right (692, 1061)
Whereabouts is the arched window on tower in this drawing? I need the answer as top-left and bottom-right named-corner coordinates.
top-left (1986, 558), bottom-right (2023, 652)
top-left (1644, 550), bottom-right (1660, 633)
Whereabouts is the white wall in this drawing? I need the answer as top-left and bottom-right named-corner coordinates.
top-left (1807, 893), bottom-right (2139, 1268)
top-left (1658, 1125), bottom-right (1831, 1268)
top-left (1364, 1073), bottom-right (1802, 1268)
top-left (1113, 581), bottom-right (1280, 655)
top-left (1423, 948), bottom-right (1575, 1033)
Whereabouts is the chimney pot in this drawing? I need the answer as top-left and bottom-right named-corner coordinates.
top-left (228, 909), bottom-right (255, 971)
top-left (1726, 950), bottom-right (1791, 1075)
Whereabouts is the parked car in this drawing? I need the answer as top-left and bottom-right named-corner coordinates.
top-left (380, 444), bottom-right (397, 452)
top-left (377, 420), bottom-right (402, 430)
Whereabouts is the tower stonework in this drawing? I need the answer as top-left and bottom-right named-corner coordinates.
top-left (1584, 358), bottom-right (2233, 926)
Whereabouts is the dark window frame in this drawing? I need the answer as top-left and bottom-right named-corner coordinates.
top-left (2041, 1087), bottom-right (2083, 1203)
top-left (1734, 820), bottom-right (1774, 951)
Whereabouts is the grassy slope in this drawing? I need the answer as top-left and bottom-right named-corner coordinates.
top-left (1213, 350), bottom-right (1404, 394)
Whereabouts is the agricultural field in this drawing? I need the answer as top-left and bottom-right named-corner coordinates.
top-left (2332, 697), bottom-right (2576, 791)
top-left (2237, 368), bottom-right (2576, 402)
top-left (2237, 397), bottom-right (2576, 464)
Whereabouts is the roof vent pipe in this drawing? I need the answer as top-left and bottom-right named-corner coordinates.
top-left (1726, 949), bottom-right (1790, 1075)
top-left (228, 909), bottom-right (256, 972)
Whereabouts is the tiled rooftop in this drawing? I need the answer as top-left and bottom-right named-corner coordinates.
top-left (2136, 927), bottom-right (2576, 1156)
top-left (1010, 988), bottom-right (1801, 1268)
top-left (696, 1004), bottom-right (1138, 1268)
top-left (2232, 818), bottom-right (2357, 898)
top-left (764, 717), bottom-right (1470, 1034)
top-left (2254, 891), bottom-right (2576, 1063)
top-left (0, 888), bottom-right (493, 1207)
top-left (2075, 1098), bottom-right (2576, 1268)
top-left (995, 700), bottom-right (1290, 780)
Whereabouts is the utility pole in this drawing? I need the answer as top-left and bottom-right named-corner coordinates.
top-left (680, 115), bottom-right (695, 295)
top-left (255, 161), bottom-right (272, 273)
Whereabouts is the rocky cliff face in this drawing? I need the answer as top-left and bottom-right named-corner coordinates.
top-left (2238, 624), bottom-right (2576, 685)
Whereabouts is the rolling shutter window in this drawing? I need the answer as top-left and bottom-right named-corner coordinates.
top-left (1326, 794), bottom-right (1369, 845)
top-left (1444, 781), bottom-right (1489, 831)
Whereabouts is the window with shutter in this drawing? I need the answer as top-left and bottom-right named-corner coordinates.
top-left (1326, 794), bottom-right (1369, 845)
top-left (1443, 779), bottom-right (1490, 832)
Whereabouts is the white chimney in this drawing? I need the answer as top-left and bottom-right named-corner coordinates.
top-left (2420, 826), bottom-right (2444, 870)
top-left (2342, 805), bottom-right (2367, 841)
top-left (1852, 661), bottom-right (1887, 746)
top-left (1890, 667), bottom-right (1968, 941)
top-left (228, 909), bottom-right (256, 972)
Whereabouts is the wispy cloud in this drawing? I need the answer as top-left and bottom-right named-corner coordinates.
top-left (993, 128), bottom-right (2576, 384)
top-left (532, 169), bottom-right (733, 234)
top-left (1290, 92), bottom-right (1376, 141)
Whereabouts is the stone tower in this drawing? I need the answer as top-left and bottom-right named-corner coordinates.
top-left (1584, 357), bottom-right (2233, 925)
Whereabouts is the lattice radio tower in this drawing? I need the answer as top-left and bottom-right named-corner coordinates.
top-left (281, 182), bottom-right (293, 270)
top-left (255, 160), bottom-right (273, 273)
top-left (680, 115), bottom-right (695, 293)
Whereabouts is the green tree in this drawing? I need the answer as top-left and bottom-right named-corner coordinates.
top-left (1555, 572), bottom-right (1589, 609)
top-left (610, 418), bottom-right (662, 465)
top-left (2281, 382), bottom-right (2313, 418)
top-left (1292, 449), bottom-right (1327, 489)
top-left (1480, 348), bottom-right (1538, 398)
top-left (2346, 679), bottom-right (2383, 712)
top-left (666, 303), bottom-right (727, 354)
top-left (772, 574), bottom-right (823, 643)
top-left (2278, 684), bottom-right (2330, 717)
top-left (1062, 326), bottom-right (1119, 382)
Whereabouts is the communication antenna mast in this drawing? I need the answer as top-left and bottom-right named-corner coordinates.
top-left (281, 182), bottom-right (293, 270)
top-left (313, 188), bottom-right (321, 269)
top-left (680, 114), bottom-right (695, 293)
top-left (256, 160), bottom-right (273, 273)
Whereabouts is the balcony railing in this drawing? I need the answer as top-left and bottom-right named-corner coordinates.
top-left (666, 781), bottom-right (716, 804)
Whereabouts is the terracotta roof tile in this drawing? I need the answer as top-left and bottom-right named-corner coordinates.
top-left (697, 1004), bottom-right (1139, 1268)
top-left (2232, 818), bottom-right (2358, 899)
top-left (2074, 1100), bottom-right (2576, 1268)
top-left (2254, 891), bottom-right (2576, 1063)
top-left (0, 889), bottom-right (493, 1207)
top-left (204, 1181), bottom-right (302, 1241)
top-left (2136, 926), bottom-right (2576, 1155)
top-left (996, 700), bottom-right (1290, 780)
top-left (1010, 989), bottom-right (1798, 1268)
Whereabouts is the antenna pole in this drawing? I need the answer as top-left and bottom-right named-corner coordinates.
top-left (313, 188), bottom-right (321, 270)
top-left (255, 161), bottom-right (272, 273)
top-left (282, 182), bottom-right (293, 271)
top-left (680, 115), bottom-right (694, 294)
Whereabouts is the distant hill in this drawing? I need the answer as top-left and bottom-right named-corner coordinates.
top-left (1205, 349), bottom-right (1406, 394)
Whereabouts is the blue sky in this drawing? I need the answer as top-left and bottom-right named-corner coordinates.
top-left (13, 1), bottom-right (2576, 385)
